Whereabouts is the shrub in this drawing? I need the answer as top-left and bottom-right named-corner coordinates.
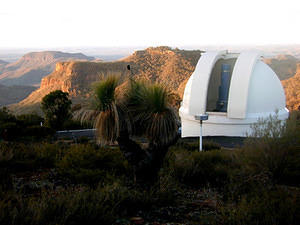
top-left (0, 142), bottom-right (62, 172)
top-left (33, 143), bottom-right (61, 168)
top-left (0, 110), bottom-right (55, 141)
top-left (24, 126), bottom-right (55, 140)
top-left (57, 144), bottom-right (128, 185)
top-left (242, 112), bottom-right (300, 186)
top-left (0, 192), bottom-right (33, 225)
top-left (219, 186), bottom-right (300, 225)
top-left (0, 144), bottom-right (14, 190)
top-left (41, 90), bottom-right (72, 130)
top-left (0, 182), bottom-right (168, 225)
top-left (16, 114), bottom-right (44, 127)
top-left (168, 149), bottom-right (238, 188)
top-left (5, 143), bottom-right (39, 171)
top-left (174, 138), bottom-right (221, 151)
top-left (0, 122), bottom-right (20, 141)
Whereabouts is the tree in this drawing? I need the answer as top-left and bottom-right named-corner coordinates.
top-left (0, 107), bottom-right (18, 141)
top-left (76, 76), bottom-right (179, 182)
top-left (41, 90), bottom-right (72, 130)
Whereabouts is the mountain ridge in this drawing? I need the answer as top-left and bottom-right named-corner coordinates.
top-left (263, 54), bottom-right (299, 80)
top-left (0, 51), bottom-right (94, 86)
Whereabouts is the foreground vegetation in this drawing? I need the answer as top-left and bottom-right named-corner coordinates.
top-left (0, 111), bottom-right (299, 224)
top-left (1, 76), bottom-right (300, 224)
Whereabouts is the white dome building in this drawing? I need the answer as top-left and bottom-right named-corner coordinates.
top-left (179, 51), bottom-right (289, 137)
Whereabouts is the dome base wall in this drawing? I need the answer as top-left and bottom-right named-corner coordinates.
top-left (180, 108), bottom-right (289, 137)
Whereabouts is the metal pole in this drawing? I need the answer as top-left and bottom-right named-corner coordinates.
top-left (200, 120), bottom-right (203, 151)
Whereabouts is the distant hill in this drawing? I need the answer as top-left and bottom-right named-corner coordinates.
top-left (0, 59), bottom-right (9, 72)
top-left (263, 54), bottom-right (299, 80)
top-left (0, 84), bottom-right (36, 107)
top-left (0, 51), bottom-right (94, 86)
top-left (0, 59), bottom-right (8, 65)
top-left (282, 64), bottom-right (300, 111)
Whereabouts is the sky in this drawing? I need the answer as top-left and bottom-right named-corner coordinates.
top-left (1, 0), bottom-right (300, 49)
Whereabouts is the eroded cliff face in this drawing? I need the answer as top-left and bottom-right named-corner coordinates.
top-left (40, 62), bottom-right (75, 93)
top-left (282, 64), bottom-right (300, 111)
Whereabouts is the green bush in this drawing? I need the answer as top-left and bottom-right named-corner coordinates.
top-left (4, 143), bottom-right (39, 171)
top-left (168, 149), bottom-right (238, 188)
top-left (0, 142), bottom-right (62, 172)
top-left (24, 126), bottom-right (55, 139)
top-left (241, 112), bottom-right (300, 186)
top-left (0, 192), bottom-right (33, 225)
top-left (0, 142), bottom-right (128, 181)
top-left (0, 109), bottom-right (55, 141)
top-left (0, 169), bottom-right (13, 191)
top-left (57, 144), bottom-right (128, 185)
top-left (219, 186), bottom-right (300, 225)
top-left (33, 143), bottom-right (61, 168)
top-left (174, 138), bottom-right (221, 152)
top-left (16, 114), bottom-right (44, 127)
top-left (0, 144), bottom-right (14, 190)
top-left (0, 181), bottom-right (171, 225)
top-left (0, 122), bottom-right (20, 141)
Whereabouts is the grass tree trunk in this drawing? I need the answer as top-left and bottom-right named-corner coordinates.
top-left (117, 129), bottom-right (179, 183)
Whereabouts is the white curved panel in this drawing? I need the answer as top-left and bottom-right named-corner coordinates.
top-left (247, 61), bottom-right (287, 114)
top-left (227, 51), bottom-right (261, 119)
top-left (182, 51), bottom-right (226, 116)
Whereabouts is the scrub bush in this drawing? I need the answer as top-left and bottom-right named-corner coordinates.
top-left (219, 186), bottom-right (300, 225)
top-left (174, 138), bottom-right (221, 151)
top-left (241, 111), bottom-right (300, 186)
top-left (168, 149), bottom-right (239, 188)
top-left (0, 181), bottom-right (178, 225)
top-left (57, 144), bottom-right (128, 185)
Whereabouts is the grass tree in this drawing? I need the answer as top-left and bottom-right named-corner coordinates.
top-left (76, 75), bottom-right (179, 181)
top-left (124, 81), bottom-right (179, 176)
top-left (75, 76), bottom-right (124, 144)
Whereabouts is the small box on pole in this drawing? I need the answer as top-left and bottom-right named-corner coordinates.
top-left (194, 114), bottom-right (209, 151)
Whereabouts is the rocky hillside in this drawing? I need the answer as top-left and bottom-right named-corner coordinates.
top-left (263, 54), bottom-right (299, 80)
top-left (123, 46), bottom-right (202, 95)
top-left (0, 51), bottom-right (94, 86)
top-left (13, 61), bottom-right (132, 114)
top-left (282, 64), bottom-right (300, 111)
top-left (0, 84), bottom-right (36, 106)
top-left (12, 47), bottom-right (202, 114)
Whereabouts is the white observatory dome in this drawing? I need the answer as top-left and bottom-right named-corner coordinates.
top-left (179, 51), bottom-right (289, 137)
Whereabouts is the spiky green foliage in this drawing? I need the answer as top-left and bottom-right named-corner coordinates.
top-left (92, 76), bottom-right (121, 144)
top-left (93, 76), bottom-right (120, 111)
top-left (74, 76), bottom-right (122, 145)
top-left (76, 76), bottom-right (178, 148)
top-left (126, 81), bottom-right (178, 147)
